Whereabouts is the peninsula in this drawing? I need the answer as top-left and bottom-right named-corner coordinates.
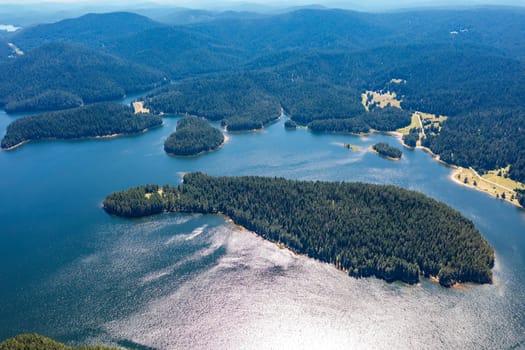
top-left (1, 102), bottom-right (162, 150)
top-left (103, 173), bottom-right (495, 287)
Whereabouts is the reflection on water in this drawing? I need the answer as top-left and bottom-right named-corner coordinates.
top-left (0, 112), bottom-right (524, 349)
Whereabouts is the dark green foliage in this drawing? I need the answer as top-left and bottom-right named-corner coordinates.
top-left (373, 142), bottom-right (403, 159)
top-left (1, 102), bottom-right (162, 149)
top-left (509, 158), bottom-right (525, 185)
top-left (516, 189), bottom-right (525, 207)
top-left (403, 128), bottom-right (420, 148)
top-left (144, 75), bottom-right (281, 132)
top-left (103, 184), bottom-right (168, 217)
top-left (4, 90), bottom-right (82, 113)
top-left (107, 26), bottom-right (242, 78)
top-left (103, 172), bottom-right (495, 286)
top-left (423, 109), bottom-right (525, 182)
top-left (280, 83), bottom-right (364, 124)
top-left (306, 108), bottom-right (411, 134)
top-left (390, 48), bottom-right (525, 116)
top-left (0, 42), bottom-right (165, 112)
top-left (363, 107), bottom-right (411, 132)
top-left (308, 118), bottom-right (369, 134)
top-left (164, 116), bottom-right (224, 156)
top-left (284, 120), bottom-right (297, 129)
top-left (0, 333), bottom-right (117, 350)
top-left (11, 12), bottom-right (162, 51)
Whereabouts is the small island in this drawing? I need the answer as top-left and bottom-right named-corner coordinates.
top-left (103, 172), bottom-right (494, 287)
top-left (164, 116), bottom-right (225, 156)
top-left (343, 143), bottom-right (360, 151)
top-left (1, 102), bottom-right (162, 150)
top-left (372, 142), bottom-right (402, 160)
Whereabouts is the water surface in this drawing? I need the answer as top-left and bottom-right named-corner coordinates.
top-left (0, 110), bottom-right (524, 349)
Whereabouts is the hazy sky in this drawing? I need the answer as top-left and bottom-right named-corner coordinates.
top-left (1, 0), bottom-right (525, 7)
top-left (0, 0), bottom-right (524, 12)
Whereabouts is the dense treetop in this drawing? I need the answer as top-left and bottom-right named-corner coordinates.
top-left (0, 334), bottom-right (117, 350)
top-left (373, 142), bottom-right (403, 160)
top-left (103, 173), bottom-right (494, 287)
top-left (144, 74), bottom-right (281, 131)
top-left (1, 102), bottom-right (162, 149)
top-left (423, 108), bottom-right (525, 183)
top-left (164, 116), bottom-right (224, 156)
top-left (12, 12), bottom-right (162, 51)
top-left (0, 42), bottom-right (165, 113)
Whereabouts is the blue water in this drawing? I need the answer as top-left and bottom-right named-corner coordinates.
top-left (0, 110), bottom-right (524, 349)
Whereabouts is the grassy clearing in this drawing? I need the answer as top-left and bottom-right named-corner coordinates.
top-left (419, 111), bottom-right (447, 134)
top-left (361, 90), bottom-right (402, 111)
top-left (482, 166), bottom-right (525, 191)
top-left (452, 167), bottom-right (523, 206)
top-left (397, 113), bottom-right (420, 135)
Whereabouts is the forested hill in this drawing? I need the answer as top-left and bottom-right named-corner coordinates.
top-left (0, 43), bottom-right (165, 113)
top-left (103, 173), bottom-right (495, 287)
top-left (1, 102), bottom-right (162, 149)
top-left (11, 12), bottom-right (163, 51)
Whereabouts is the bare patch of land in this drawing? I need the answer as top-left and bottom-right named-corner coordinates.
top-left (145, 188), bottom-right (164, 199)
top-left (132, 101), bottom-right (150, 114)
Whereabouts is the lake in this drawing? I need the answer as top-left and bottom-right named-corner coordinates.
top-left (0, 109), bottom-right (524, 349)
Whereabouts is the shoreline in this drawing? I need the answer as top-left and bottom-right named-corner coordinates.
top-left (449, 166), bottom-right (523, 208)
top-left (1, 125), bottom-right (158, 151)
top-left (384, 130), bottom-right (522, 208)
top-left (166, 133), bottom-right (228, 158)
top-left (222, 213), bottom-right (470, 288)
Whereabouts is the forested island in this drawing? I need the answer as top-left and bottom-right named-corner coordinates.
top-left (372, 142), bottom-right (403, 160)
top-left (0, 334), bottom-right (116, 350)
top-left (1, 102), bottom-right (162, 150)
top-left (103, 173), bottom-right (494, 287)
top-left (164, 116), bottom-right (224, 156)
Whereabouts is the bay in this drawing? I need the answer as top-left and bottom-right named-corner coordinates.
top-left (0, 109), bottom-right (524, 349)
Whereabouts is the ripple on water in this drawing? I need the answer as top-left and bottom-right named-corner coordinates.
top-left (95, 222), bottom-right (522, 350)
